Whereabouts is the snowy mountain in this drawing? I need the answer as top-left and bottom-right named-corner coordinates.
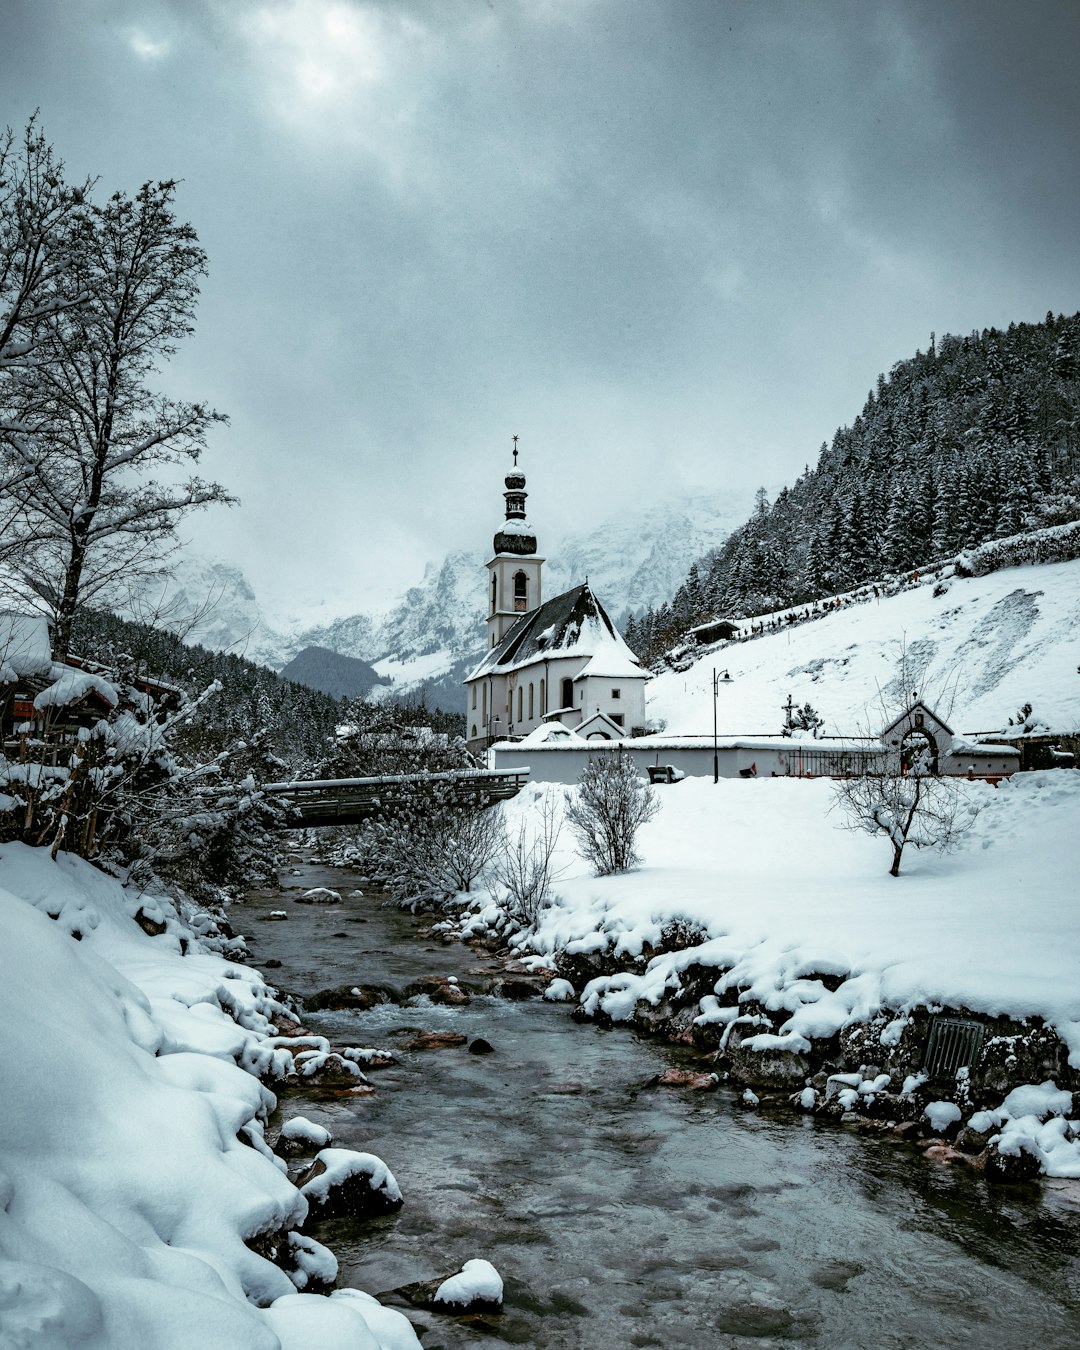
top-left (647, 556), bottom-right (1080, 738)
top-left (144, 488), bottom-right (749, 705)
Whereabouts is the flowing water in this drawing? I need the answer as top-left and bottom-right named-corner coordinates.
top-left (242, 860), bottom-right (1080, 1349)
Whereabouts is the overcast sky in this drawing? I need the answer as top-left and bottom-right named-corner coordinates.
top-left (2, 0), bottom-right (1078, 621)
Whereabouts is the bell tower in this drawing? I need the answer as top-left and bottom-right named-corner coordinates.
top-left (486, 437), bottom-right (544, 648)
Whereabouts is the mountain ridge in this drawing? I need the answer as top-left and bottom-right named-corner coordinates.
top-left (139, 488), bottom-right (750, 705)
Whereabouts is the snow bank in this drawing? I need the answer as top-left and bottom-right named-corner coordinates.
top-left (0, 843), bottom-right (420, 1349)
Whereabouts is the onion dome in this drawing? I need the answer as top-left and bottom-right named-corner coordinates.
top-left (493, 442), bottom-right (537, 555)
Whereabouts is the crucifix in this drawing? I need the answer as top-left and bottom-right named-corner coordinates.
top-left (512, 434), bottom-right (519, 466)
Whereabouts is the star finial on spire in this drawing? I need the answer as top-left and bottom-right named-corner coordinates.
top-left (512, 434), bottom-right (519, 466)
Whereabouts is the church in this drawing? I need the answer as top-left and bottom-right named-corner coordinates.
top-left (463, 448), bottom-right (647, 755)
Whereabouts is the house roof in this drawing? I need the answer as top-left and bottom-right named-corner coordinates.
top-left (880, 700), bottom-right (954, 739)
top-left (466, 582), bottom-right (644, 682)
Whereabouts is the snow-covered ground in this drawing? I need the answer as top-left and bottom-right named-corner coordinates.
top-left (468, 769), bottom-right (1080, 1173)
top-left (0, 844), bottom-right (419, 1350)
top-left (648, 557), bottom-right (1080, 737)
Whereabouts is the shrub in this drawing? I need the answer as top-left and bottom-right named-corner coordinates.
top-left (565, 752), bottom-right (658, 876)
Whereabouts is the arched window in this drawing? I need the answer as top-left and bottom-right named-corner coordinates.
top-left (470, 724), bottom-right (477, 739)
top-left (517, 686), bottom-right (523, 722)
top-left (513, 570), bottom-right (528, 612)
top-left (471, 684), bottom-right (477, 709)
top-left (561, 677), bottom-right (573, 709)
top-left (528, 683), bottom-right (534, 720)
top-left (540, 678), bottom-right (546, 715)
top-left (490, 572), bottom-right (497, 614)
top-left (482, 684), bottom-right (487, 721)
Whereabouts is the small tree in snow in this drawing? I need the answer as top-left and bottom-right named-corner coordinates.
top-left (565, 751), bottom-right (658, 876)
top-left (831, 655), bottom-right (980, 879)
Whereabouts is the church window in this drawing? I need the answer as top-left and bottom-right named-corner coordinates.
top-left (513, 570), bottom-right (528, 612)
top-left (611, 688), bottom-right (621, 699)
top-left (482, 684), bottom-right (487, 721)
top-left (471, 724), bottom-right (477, 738)
top-left (561, 677), bottom-right (573, 709)
top-left (528, 683), bottom-right (534, 719)
top-left (472, 684), bottom-right (477, 709)
top-left (490, 572), bottom-right (497, 613)
top-left (540, 678), bottom-right (546, 714)
top-left (517, 686), bottom-right (523, 722)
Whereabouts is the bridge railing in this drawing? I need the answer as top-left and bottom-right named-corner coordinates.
top-left (261, 767), bottom-right (531, 794)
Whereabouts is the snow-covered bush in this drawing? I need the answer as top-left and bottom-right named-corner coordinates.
top-left (953, 518), bottom-right (1080, 578)
top-left (565, 752), bottom-right (658, 876)
top-left (350, 775), bottom-right (505, 907)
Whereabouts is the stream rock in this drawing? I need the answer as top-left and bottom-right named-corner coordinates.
top-left (404, 1030), bottom-right (468, 1051)
top-left (983, 1140), bottom-right (1043, 1184)
top-left (403, 975), bottom-right (471, 1006)
top-left (491, 975), bottom-right (545, 1000)
top-left (295, 888), bottom-right (342, 905)
top-left (304, 984), bottom-right (396, 1012)
top-left (724, 1025), bottom-right (810, 1089)
top-left (298, 1148), bottom-right (403, 1220)
top-left (652, 1068), bottom-right (719, 1091)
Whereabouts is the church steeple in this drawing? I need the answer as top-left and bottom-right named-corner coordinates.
top-left (485, 437), bottom-right (544, 647)
top-left (493, 435), bottom-right (537, 556)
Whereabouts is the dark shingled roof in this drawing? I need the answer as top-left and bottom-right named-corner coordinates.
top-left (472, 582), bottom-right (620, 676)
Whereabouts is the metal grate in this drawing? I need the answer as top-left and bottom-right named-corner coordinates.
top-left (923, 1017), bottom-right (984, 1081)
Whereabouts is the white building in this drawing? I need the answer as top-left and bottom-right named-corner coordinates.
top-left (464, 449), bottom-right (647, 754)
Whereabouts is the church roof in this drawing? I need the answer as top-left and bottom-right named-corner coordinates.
top-left (467, 582), bottom-right (644, 681)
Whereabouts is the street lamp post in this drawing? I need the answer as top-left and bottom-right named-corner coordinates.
top-left (712, 668), bottom-right (730, 784)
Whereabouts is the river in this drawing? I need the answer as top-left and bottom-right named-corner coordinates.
top-left (242, 858), bottom-right (1080, 1349)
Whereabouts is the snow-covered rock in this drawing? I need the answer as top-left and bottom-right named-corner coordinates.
top-left (433, 1258), bottom-right (504, 1310)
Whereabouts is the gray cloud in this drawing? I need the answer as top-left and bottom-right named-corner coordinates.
top-left (2, 0), bottom-right (1078, 617)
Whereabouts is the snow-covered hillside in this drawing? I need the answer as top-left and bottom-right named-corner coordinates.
top-left (648, 558), bottom-right (1080, 737)
top-left (136, 489), bottom-right (749, 702)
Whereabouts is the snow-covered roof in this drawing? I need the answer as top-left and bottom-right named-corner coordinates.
top-left (0, 613), bottom-right (53, 681)
top-left (949, 738), bottom-right (1020, 758)
top-left (517, 719), bottom-right (585, 745)
top-left (576, 711), bottom-right (626, 739)
top-left (466, 583), bottom-right (644, 681)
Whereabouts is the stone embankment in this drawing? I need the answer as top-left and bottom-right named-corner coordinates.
top-left (548, 933), bottom-right (1080, 1184)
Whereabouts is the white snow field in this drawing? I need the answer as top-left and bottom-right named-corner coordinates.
top-left (648, 556), bottom-right (1080, 737)
top-left (0, 844), bottom-right (420, 1350)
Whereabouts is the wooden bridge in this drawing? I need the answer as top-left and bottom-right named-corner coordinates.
top-left (260, 766), bottom-right (531, 828)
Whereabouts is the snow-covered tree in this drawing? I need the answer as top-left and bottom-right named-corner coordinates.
top-left (1, 177), bottom-right (232, 658)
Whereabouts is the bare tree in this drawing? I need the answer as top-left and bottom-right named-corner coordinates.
top-left (1, 176), bottom-right (233, 657)
top-left (565, 751), bottom-right (658, 876)
top-left (832, 744), bottom-right (979, 877)
top-left (495, 790), bottom-right (563, 925)
top-left (0, 117), bottom-right (93, 558)
top-left (831, 659), bottom-right (979, 876)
